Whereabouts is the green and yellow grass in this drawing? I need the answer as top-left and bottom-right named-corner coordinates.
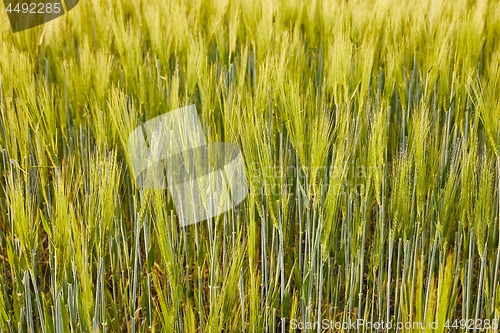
top-left (1, 0), bottom-right (500, 331)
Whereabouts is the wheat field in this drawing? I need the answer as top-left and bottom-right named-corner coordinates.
top-left (1, 0), bottom-right (500, 331)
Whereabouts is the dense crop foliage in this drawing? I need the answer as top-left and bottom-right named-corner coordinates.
top-left (1, 0), bottom-right (500, 331)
